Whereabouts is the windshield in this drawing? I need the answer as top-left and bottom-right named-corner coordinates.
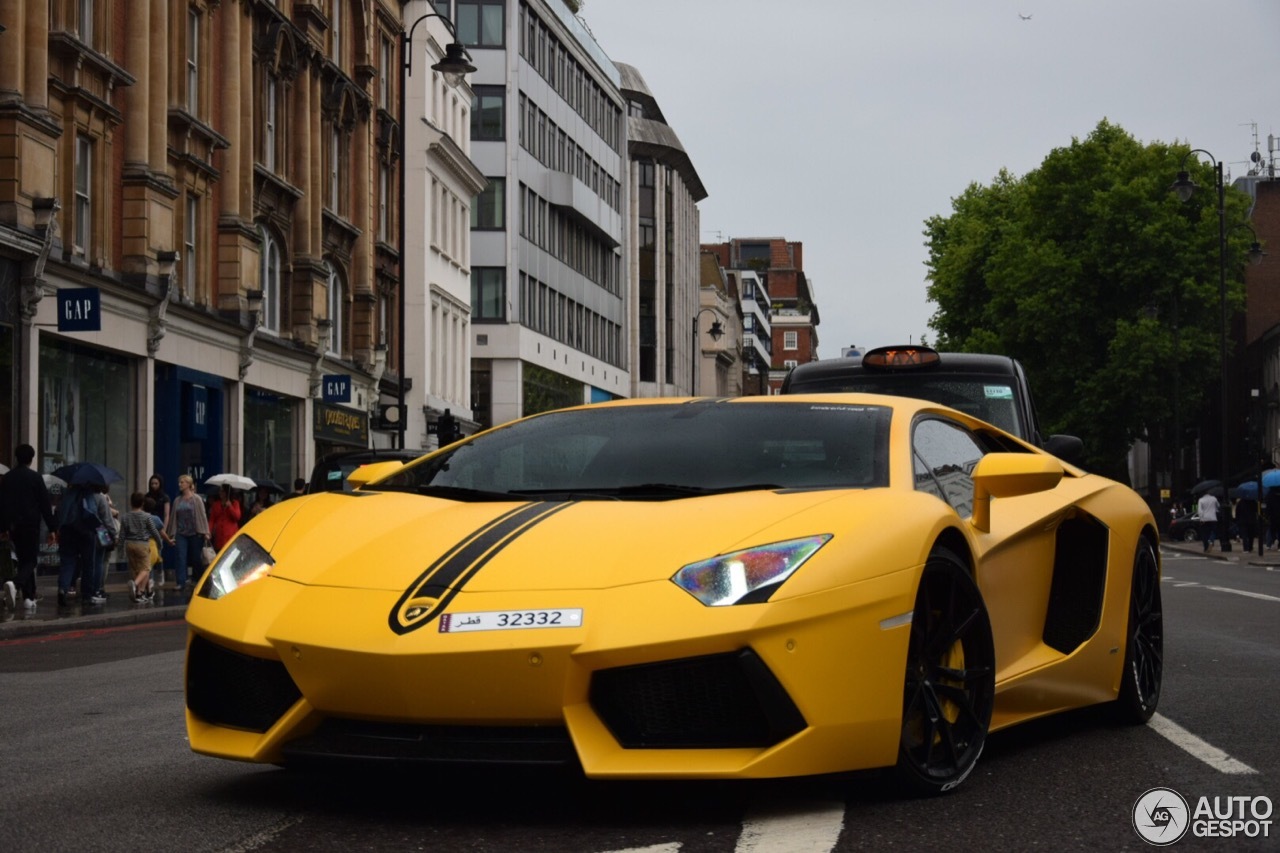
top-left (368, 402), bottom-right (892, 500)
top-left (788, 375), bottom-right (1023, 438)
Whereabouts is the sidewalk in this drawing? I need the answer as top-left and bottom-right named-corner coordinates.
top-left (1161, 536), bottom-right (1280, 567)
top-left (0, 566), bottom-right (189, 639)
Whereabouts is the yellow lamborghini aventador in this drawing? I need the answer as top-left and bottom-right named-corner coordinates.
top-left (185, 394), bottom-right (1162, 794)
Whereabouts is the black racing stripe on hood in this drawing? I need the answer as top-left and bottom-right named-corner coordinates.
top-left (388, 501), bottom-right (573, 635)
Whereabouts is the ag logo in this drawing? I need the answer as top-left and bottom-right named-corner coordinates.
top-left (1133, 787), bottom-right (1190, 846)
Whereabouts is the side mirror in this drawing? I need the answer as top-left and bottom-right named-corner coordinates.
top-left (970, 452), bottom-right (1064, 532)
top-left (1043, 434), bottom-right (1084, 466)
top-left (347, 460), bottom-right (406, 489)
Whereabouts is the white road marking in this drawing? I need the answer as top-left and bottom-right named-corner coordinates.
top-left (736, 801), bottom-right (845, 853)
top-left (219, 816), bottom-right (305, 852)
top-left (1161, 576), bottom-right (1280, 601)
top-left (1204, 585), bottom-right (1280, 602)
top-left (604, 845), bottom-right (682, 853)
top-left (1149, 714), bottom-right (1258, 775)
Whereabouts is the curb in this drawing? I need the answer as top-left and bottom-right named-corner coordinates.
top-left (0, 604), bottom-right (187, 639)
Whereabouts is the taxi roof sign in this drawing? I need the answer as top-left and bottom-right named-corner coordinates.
top-left (861, 345), bottom-right (941, 370)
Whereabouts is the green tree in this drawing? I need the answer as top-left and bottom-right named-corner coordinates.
top-left (926, 120), bottom-right (1257, 481)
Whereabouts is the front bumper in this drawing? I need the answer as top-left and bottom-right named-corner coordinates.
top-left (185, 568), bottom-right (916, 779)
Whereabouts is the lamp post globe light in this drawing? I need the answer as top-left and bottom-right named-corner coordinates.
top-left (396, 12), bottom-right (476, 449)
top-left (1170, 149), bottom-right (1267, 517)
top-left (691, 311), bottom-right (725, 396)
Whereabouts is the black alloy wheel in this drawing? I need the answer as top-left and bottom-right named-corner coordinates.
top-left (896, 547), bottom-right (995, 795)
top-left (1112, 537), bottom-right (1163, 723)
top-left (1181, 527), bottom-right (1198, 542)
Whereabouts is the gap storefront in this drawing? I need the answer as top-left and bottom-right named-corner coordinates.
top-left (154, 364), bottom-right (224, 493)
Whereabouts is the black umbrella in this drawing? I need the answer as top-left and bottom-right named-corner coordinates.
top-left (1189, 479), bottom-right (1223, 497)
top-left (252, 478), bottom-right (286, 494)
top-left (51, 461), bottom-right (124, 487)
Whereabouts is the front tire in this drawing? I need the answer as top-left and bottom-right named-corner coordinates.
top-left (1181, 527), bottom-right (1198, 542)
top-left (1112, 537), bottom-right (1163, 723)
top-left (895, 547), bottom-right (995, 795)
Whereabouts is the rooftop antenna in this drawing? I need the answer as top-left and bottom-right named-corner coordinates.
top-left (1242, 122), bottom-right (1262, 175)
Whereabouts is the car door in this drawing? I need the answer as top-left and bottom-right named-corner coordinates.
top-left (911, 416), bottom-right (1067, 684)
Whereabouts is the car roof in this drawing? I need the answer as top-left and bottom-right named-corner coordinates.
top-left (784, 351), bottom-right (1020, 390)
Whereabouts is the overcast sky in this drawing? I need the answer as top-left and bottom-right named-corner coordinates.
top-left (577, 0), bottom-right (1280, 357)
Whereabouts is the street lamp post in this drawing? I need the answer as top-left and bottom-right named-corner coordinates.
top-left (396, 12), bottom-right (475, 449)
top-left (1171, 152), bottom-right (1267, 536)
top-left (1171, 151), bottom-right (1229, 505)
top-left (691, 311), bottom-right (724, 396)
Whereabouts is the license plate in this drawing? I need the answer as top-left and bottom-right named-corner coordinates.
top-left (438, 608), bottom-right (584, 633)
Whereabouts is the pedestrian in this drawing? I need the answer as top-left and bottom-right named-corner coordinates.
top-left (165, 474), bottom-right (211, 592)
top-left (1237, 494), bottom-right (1260, 552)
top-left (1196, 489), bottom-right (1220, 552)
top-left (1267, 487), bottom-right (1280, 550)
top-left (244, 485), bottom-right (274, 522)
top-left (208, 484), bottom-right (242, 551)
top-left (120, 491), bottom-right (171, 602)
top-left (87, 484), bottom-right (120, 601)
top-left (145, 474), bottom-right (171, 529)
top-left (55, 483), bottom-right (100, 605)
top-left (286, 477), bottom-right (307, 500)
top-left (0, 444), bottom-right (58, 610)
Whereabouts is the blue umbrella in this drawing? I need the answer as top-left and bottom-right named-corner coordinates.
top-left (51, 461), bottom-right (124, 487)
top-left (1231, 469), bottom-right (1280, 499)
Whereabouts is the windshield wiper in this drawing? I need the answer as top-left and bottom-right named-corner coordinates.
top-left (512, 483), bottom-right (783, 500)
top-left (415, 484), bottom-right (521, 502)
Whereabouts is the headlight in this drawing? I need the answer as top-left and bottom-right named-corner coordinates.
top-left (671, 535), bottom-right (832, 606)
top-left (200, 535), bottom-right (274, 600)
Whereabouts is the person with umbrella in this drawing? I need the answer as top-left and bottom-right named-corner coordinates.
top-left (51, 464), bottom-right (120, 606)
top-left (0, 444), bottom-right (58, 611)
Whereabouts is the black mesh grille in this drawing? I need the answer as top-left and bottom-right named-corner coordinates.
top-left (186, 634), bottom-right (302, 733)
top-left (281, 720), bottom-right (576, 766)
top-left (590, 648), bottom-right (806, 748)
top-left (1043, 514), bottom-right (1109, 653)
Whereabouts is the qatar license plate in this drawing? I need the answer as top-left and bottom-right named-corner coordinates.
top-left (438, 608), bottom-right (584, 633)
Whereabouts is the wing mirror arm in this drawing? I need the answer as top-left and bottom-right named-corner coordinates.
top-left (969, 453), bottom-right (1065, 533)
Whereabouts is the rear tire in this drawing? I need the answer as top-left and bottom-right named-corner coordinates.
top-left (895, 547), bottom-right (995, 795)
top-left (1111, 537), bottom-right (1163, 724)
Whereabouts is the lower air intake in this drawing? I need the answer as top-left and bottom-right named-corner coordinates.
top-left (186, 634), bottom-right (301, 733)
top-left (590, 648), bottom-right (806, 748)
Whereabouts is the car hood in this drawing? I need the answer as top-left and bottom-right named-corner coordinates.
top-left (247, 488), bottom-right (871, 593)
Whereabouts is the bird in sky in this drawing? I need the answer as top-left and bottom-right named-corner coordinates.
top-left (1019, 13), bottom-right (1032, 20)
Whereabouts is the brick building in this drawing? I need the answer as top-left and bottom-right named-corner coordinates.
top-left (0, 1), bottom-right (470, 496)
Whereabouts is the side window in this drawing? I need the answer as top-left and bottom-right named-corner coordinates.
top-left (913, 418), bottom-right (987, 518)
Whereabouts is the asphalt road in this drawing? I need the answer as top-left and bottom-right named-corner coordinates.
top-left (0, 547), bottom-right (1274, 852)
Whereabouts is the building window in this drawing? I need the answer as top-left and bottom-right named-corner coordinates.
top-left (331, 0), bottom-right (343, 66)
top-left (784, 359), bottom-right (798, 370)
top-left (784, 331), bottom-right (798, 350)
top-left (379, 37), bottom-right (393, 112)
top-left (328, 262), bottom-right (346, 356)
top-left (73, 135), bottom-right (92, 258)
top-left (187, 9), bottom-right (200, 112)
top-left (259, 226), bottom-right (282, 332)
top-left (264, 74), bottom-right (278, 171)
top-left (78, 0), bottom-right (93, 45)
top-left (378, 163), bottom-right (389, 241)
top-left (456, 0), bottom-right (504, 48)
top-left (471, 179), bottom-right (504, 230)
top-left (328, 125), bottom-right (346, 214)
top-left (471, 87), bottom-right (504, 140)
top-left (184, 194), bottom-right (199, 301)
top-left (471, 267), bottom-right (506, 320)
